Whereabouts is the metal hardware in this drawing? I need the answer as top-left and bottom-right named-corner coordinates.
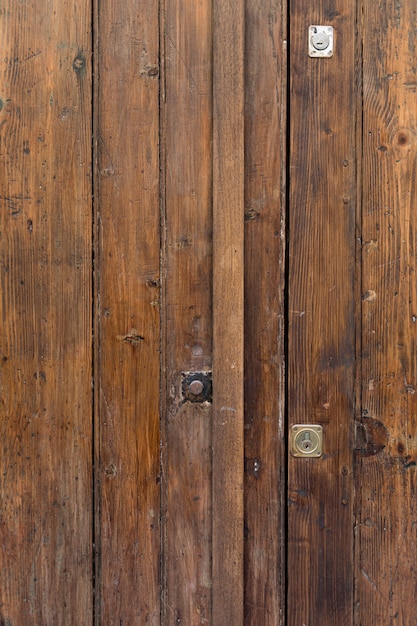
top-left (182, 371), bottom-right (212, 403)
top-left (309, 26), bottom-right (334, 58)
top-left (290, 424), bottom-right (323, 457)
top-left (189, 379), bottom-right (204, 396)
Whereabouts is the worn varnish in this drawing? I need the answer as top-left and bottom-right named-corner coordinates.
top-left (0, 0), bottom-right (93, 623)
top-left (94, 0), bottom-right (160, 622)
top-left (288, 2), bottom-right (356, 624)
top-left (162, 0), bottom-right (213, 623)
top-left (357, 0), bottom-right (417, 622)
top-left (244, 1), bottom-right (286, 624)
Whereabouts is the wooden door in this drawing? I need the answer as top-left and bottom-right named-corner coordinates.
top-left (1, 1), bottom-right (417, 625)
top-left (287, 1), bottom-right (417, 624)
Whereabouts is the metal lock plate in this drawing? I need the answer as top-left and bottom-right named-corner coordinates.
top-left (309, 25), bottom-right (334, 58)
top-left (290, 424), bottom-right (323, 457)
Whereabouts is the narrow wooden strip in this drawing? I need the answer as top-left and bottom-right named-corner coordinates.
top-left (357, 1), bottom-right (417, 621)
top-left (212, 0), bottom-right (245, 622)
top-left (287, 3), bottom-right (356, 624)
top-left (0, 0), bottom-right (93, 622)
top-left (244, 1), bottom-right (287, 624)
top-left (94, 0), bottom-right (161, 622)
top-left (162, 0), bottom-right (214, 622)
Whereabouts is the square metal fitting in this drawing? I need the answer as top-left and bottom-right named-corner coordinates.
top-left (290, 424), bottom-right (323, 457)
top-left (309, 25), bottom-right (334, 58)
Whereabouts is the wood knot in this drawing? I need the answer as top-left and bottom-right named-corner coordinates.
top-left (104, 464), bottom-right (117, 478)
top-left (140, 64), bottom-right (159, 79)
top-left (146, 64), bottom-right (159, 78)
top-left (244, 207), bottom-right (260, 221)
top-left (397, 132), bottom-right (409, 146)
top-left (362, 290), bottom-right (376, 302)
top-left (73, 54), bottom-right (86, 72)
top-left (117, 329), bottom-right (144, 345)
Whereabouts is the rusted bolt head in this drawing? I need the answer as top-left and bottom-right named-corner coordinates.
top-left (189, 380), bottom-right (204, 396)
top-left (182, 371), bottom-right (212, 403)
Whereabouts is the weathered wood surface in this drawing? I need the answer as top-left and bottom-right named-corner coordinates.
top-left (0, 0), bottom-right (93, 623)
top-left (94, 0), bottom-right (161, 622)
top-left (356, 1), bottom-right (417, 622)
top-left (244, 1), bottom-right (286, 624)
top-left (287, 3), bottom-right (356, 624)
top-left (5, 3), bottom-right (417, 624)
top-left (161, 0), bottom-right (214, 623)
top-left (212, 0), bottom-right (245, 623)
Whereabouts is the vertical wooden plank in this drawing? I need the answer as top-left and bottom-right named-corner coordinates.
top-left (356, 2), bottom-right (417, 622)
top-left (161, 1), bottom-right (213, 623)
top-left (212, 0), bottom-right (245, 623)
top-left (94, 0), bottom-right (160, 622)
top-left (0, 1), bottom-right (92, 623)
top-left (244, 1), bottom-right (286, 624)
top-left (287, 3), bottom-right (356, 624)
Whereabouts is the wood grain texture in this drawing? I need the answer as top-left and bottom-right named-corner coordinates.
top-left (287, 3), bottom-right (356, 624)
top-left (0, 1), bottom-right (92, 623)
top-left (356, 1), bottom-right (417, 622)
top-left (161, 0), bottom-right (213, 623)
top-left (212, 1), bottom-right (245, 623)
top-left (94, 0), bottom-right (160, 622)
top-left (244, 1), bottom-right (286, 624)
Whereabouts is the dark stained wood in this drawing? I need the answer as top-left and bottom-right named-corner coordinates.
top-left (287, 3), bottom-right (356, 624)
top-left (212, 1), bottom-right (245, 623)
top-left (161, 0), bottom-right (214, 623)
top-left (356, 1), bottom-right (417, 621)
top-left (244, 1), bottom-right (286, 624)
top-left (0, 0), bottom-right (93, 623)
top-left (94, 0), bottom-right (161, 622)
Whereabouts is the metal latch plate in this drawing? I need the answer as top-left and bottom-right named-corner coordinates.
top-left (309, 25), bottom-right (334, 58)
top-left (290, 424), bottom-right (323, 457)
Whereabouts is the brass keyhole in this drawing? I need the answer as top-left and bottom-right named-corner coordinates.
top-left (290, 425), bottom-right (323, 457)
top-left (301, 432), bottom-right (313, 451)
